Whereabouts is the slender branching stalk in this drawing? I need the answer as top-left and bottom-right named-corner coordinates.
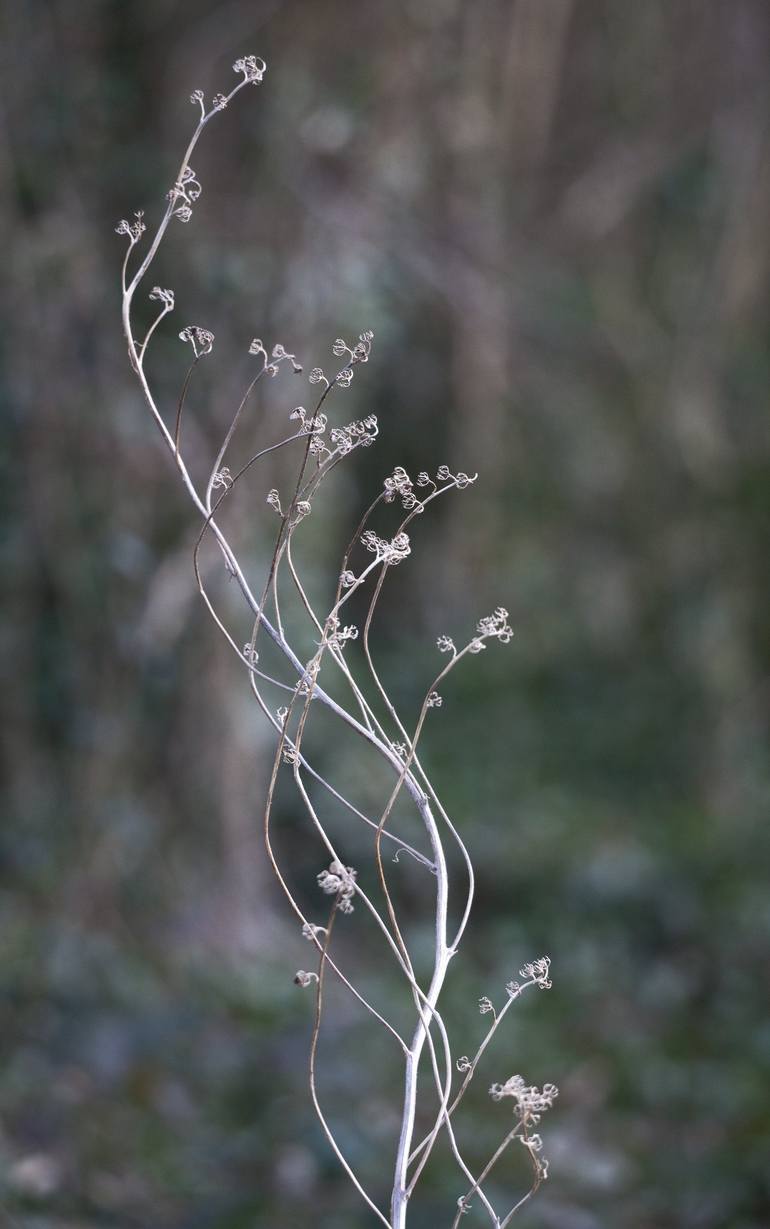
top-left (118, 53), bottom-right (558, 1228)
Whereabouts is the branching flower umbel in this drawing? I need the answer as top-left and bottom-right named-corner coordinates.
top-left (233, 54), bottom-right (267, 84)
top-left (115, 211), bottom-right (145, 243)
top-left (469, 606), bottom-right (514, 653)
top-left (361, 529), bottom-right (411, 566)
top-left (508, 956), bottom-right (552, 995)
top-left (489, 1074), bottom-right (559, 1183)
top-left (489, 1075), bottom-right (559, 1118)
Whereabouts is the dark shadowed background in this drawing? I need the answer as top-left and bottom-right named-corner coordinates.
top-left (2, 1), bottom-right (770, 1226)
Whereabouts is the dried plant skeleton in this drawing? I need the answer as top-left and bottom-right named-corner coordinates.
top-left (118, 54), bottom-right (557, 1228)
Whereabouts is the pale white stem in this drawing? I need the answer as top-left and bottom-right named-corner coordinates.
top-left (390, 791), bottom-right (450, 1229)
top-left (451, 1122), bottom-right (525, 1229)
top-left (139, 302), bottom-right (173, 363)
top-left (204, 367), bottom-right (268, 512)
top-left (309, 916), bottom-right (395, 1229)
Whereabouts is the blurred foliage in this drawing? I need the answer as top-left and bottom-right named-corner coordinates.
top-left (2, 0), bottom-right (770, 1226)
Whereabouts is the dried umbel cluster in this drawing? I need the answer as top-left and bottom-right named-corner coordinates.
top-left (118, 54), bottom-right (557, 1229)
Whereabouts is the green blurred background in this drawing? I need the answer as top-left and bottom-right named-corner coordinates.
top-left (2, 1), bottom-right (770, 1226)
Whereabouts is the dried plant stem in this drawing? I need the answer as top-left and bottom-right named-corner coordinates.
top-left (118, 57), bottom-right (557, 1228)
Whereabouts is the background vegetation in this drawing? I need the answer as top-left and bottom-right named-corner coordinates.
top-left (2, 1), bottom-right (770, 1226)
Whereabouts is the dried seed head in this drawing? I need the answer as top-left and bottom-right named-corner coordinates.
top-left (233, 55), bottom-right (267, 84)
top-left (317, 859), bottom-right (357, 914)
top-left (149, 286), bottom-right (175, 309)
top-left (179, 325), bottom-right (214, 357)
top-left (294, 970), bottom-right (318, 987)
